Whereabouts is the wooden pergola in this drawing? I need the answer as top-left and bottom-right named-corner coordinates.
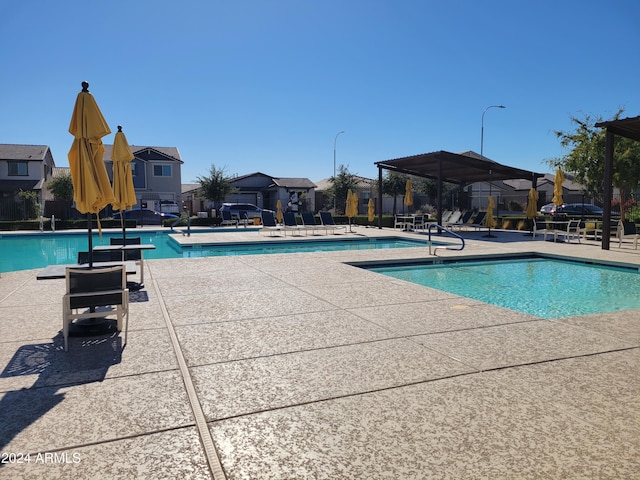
top-left (595, 115), bottom-right (640, 249)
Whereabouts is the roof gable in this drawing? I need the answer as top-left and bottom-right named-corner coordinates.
top-left (102, 144), bottom-right (183, 163)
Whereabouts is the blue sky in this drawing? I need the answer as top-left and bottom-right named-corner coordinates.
top-left (1, 0), bottom-right (638, 184)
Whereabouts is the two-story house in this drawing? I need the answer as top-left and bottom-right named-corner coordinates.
top-left (0, 144), bottom-right (56, 219)
top-left (102, 144), bottom-right (183, 212)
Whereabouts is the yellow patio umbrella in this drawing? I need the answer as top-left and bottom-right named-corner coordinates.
top-left (68, 81), bottom-right (114, 266)
top-left (346, 189), bottom-right (358, 232)
top-left (525, 187), bottom-right (538, 219)
top-left (276, 199), bottom-right (283, 223)
top-left (111, 125), bottom-right (137, 240)
top-left (404, 178), bottom-right (413, 209)
top-left (486, 196), bottom-right (497, 229)
top-left (552, 168), bottom-right (564, 208)
top-left (367, 197), bottom-right (375, 223)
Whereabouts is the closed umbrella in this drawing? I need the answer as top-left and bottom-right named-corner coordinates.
top-left (404, 178), bottom-right (413, 211)
top-left (525, 187), bottom-right (539, 236)
top-left (346, 189), bottom-right (358, 232)
top-left (552, 168), bottom-right (564, 209)
top-left (276, 199), bottom-right (283, 224)
top-left (486, 196), bottom-right (497, 228)
top-left (367, 197), bottom-right (375, 223)
top-left (111, 125), bottom-right (137, 241)
top-left (526, 187), bottom-right (538, 219)
top-left (483, 195), bottom-right (497, 238)
top-left (68, 81), bottom-right (115, 267)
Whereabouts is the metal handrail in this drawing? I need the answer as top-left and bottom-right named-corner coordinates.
top-left (427, 223), bottom-right (465, 255)
top-left (171, 212), bottom-right (191, 236)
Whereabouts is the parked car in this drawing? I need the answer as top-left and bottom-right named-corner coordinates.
top-left (159, 200), bottom-right (180, 214)
top-left (553, 203), bottom-right (620, 217)
top-left (219, 203), bottom-right (274, 220)
top-left (539, 203), bottom-right (556, 215)
top-left (113, 208), bottom-right (178, 225)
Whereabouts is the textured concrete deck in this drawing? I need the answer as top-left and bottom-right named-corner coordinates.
top-left (1, 227), bottom-right (638, 479)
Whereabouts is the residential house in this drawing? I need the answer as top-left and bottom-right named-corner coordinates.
top-left (182, 172), bottom-right (317, 215)
top-left (467, 173), bottom-right (596, 212)
top-left (102, 144), bottom-right (183, 212)
top-left (0, 144), bottom-right (55, 219)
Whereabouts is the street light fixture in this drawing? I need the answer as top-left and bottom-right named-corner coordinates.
top-left (480, 105), bottom-right (505, 238)
top-left (333, 130), bottom-right (344, 211)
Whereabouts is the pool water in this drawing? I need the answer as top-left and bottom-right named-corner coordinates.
top-left (0, 231), bottom-right (428, 273)
top-left (370, 257), bottom-right (640, 318)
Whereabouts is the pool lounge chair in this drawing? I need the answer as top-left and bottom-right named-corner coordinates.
top-left (449, 210), bottom-right (474, 230)
top-left (260, 211), bottom-right (283, 236)
top-left (283, 212), bottom-right (307, 236)
top-left (62, 265), bottom-right (129, 352)
top-left (301, 212), bottom-right (326, 235)
top-left (467, 211), bottom-right (487, 230)
top-left (319, 211), bottom-right (346, 234)
top-left (443, 210), bottom-right (462, 228)
top-left (220, 210), bottom-right (238, 227)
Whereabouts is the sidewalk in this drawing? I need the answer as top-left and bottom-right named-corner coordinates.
top-left (1, 229), bottom-right (638, 479)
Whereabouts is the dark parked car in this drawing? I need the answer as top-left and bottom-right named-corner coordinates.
top-left (113, 208), bottom-right (178, 225)
top-left (219, 203), bottom-right (273, 220)
top-left (554, 203), bottom-right (619, 217)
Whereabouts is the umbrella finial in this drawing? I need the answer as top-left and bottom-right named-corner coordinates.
top-left (117, 125), bottom-right (123, 132)
top-left (81, 81), bottom-right (89, 92)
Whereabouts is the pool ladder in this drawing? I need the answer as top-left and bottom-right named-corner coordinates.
top-left (427, 223), bottom-right (465, 255)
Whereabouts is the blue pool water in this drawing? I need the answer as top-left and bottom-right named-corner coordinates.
top-left (370, 257), bottom-right (640, 318)
top-left (0, 231), bottom-right (428, 273)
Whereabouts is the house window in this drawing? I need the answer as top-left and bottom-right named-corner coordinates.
top-left (131, 162), bottom-right (137, 177)
top-left (8, 161), bottom-right (28, 176)
top-left (153, 164), bottom-right (172, 177)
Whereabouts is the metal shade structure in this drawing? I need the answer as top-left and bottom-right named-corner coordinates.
top-left (595, 115), bottom-right (640, 250)
top-left (68, 81), bottom-right (115, 267)
top-left (376, 150), bottom-right (543, 227)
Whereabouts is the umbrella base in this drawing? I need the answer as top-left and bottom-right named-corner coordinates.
top-left (127, 281), bottom-right (144, 291)
top-left (68, 318), bottom-right (117, 337)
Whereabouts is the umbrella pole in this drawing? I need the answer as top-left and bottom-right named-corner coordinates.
top-left (87, 213), bottom-right (93, 268)
top-left (120, 211), bottom-right (126, 242)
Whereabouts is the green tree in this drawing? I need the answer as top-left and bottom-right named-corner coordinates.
top-left (197, 165), bottom-right (236, 213)
top-left (382, 171), bottom-right (407, 215)
top-left (550, 110), bottom-right (640, 218)
top-left (46, 172), bottom-right (74, 200)
top-left (412, 177), bottom-right (459, 210)
top-left (17, 190), bottom-right (40, 219)
top-left (328, 164), bottom-right (359, 214)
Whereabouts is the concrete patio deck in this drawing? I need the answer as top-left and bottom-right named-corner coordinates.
top-left (1, 227), bottom-right (638, 479)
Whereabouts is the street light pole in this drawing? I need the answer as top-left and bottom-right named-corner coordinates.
top-left (333, 130), bottom-right (344, 212)
top-left (481, 105), bottom-right (505, 238)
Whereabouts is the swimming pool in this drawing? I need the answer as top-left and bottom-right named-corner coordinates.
top-left (368, 256), bottom-right (640, 319)
top-left (0, 231), bottom-right (429, 273)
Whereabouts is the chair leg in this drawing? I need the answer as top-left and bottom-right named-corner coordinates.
top-left (63, 298), bottom-right (70, 352)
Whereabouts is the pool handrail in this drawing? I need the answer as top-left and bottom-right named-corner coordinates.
top-left (171, 214), bottom-right (191, 236)
top-left (427, 223), bottom-right (465, 255)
